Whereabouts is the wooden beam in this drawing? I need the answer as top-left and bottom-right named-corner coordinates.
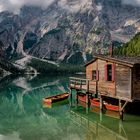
top-left (87, 80), bottom-right (89, 93)
top-left (130, 68), bottom-right (133, 100)
top-left (119, 100), bottom-right (124, 121)
top-left (80, 80), bottom-right (82, 90)
top-left (120, 101), bottom-right (128, 112)
top-left (85, 92), bottom-right (90, 113)
top-left (100, 96), bottom-right (103, 111)
top-left (76, 91), bottom-right (79, 106)
top-left (70, 89), bottom-right (73, 107)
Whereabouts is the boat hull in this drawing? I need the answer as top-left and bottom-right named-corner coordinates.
top-left (78, 94), bottom-right (119, 112)
top-left (43, 93), bottom-right (69, 104)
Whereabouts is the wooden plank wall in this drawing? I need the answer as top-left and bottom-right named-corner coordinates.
top-left (116, 64), bottom-right (131, 100)
top-left (86, 62), bottom-right (96, 80)
top-left (86, 61), bottom-right (97, 93)
top-left (98, 59), bottom-right (116, 97)
top-left (132, 64), bottom-right (140, 100)
top-left (86, 58), bottom-right (134, 100)
top-left (89, 81), bottom-right (97, 93)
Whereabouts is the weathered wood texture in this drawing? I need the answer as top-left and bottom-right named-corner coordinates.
top-left (86, 62), bottom-right (96, 80)
top-left (69, 77), bottom-right (97, 94)
top-left (116, 65), bottom-right (131, 100)
top-left (85, 61), bottom-right (97, 93)
top-left (89, 81), bottom-right (97, 93)
top-left (132, 64), bottom-right (140, 100)
top-left (98, 59), bottom-right (116, 97)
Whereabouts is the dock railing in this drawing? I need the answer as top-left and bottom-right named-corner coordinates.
top-left (69, 77), bottom-right (91, 92)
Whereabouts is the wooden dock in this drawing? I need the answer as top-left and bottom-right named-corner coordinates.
top-left (69, 77), bottom-right (128, 120)
top-left (70, 77), bottom-right (96, 94)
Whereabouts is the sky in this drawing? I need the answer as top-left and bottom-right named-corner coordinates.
top-left (0, 0), bottom-right (140, 14)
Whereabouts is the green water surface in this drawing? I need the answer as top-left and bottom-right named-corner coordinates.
top-left (0, 74), bottom-right (140, 140)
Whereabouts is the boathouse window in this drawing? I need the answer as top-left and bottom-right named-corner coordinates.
top-left (92, 70), bottom-right (96, 80)
top-left (107, 65), bottom-right (112, 81)
top-left (105, 64), bottom-right (115, 81)
top-left (92, 70), bottom-right (99, 80)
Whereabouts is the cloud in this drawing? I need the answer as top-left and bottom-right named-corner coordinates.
top-left (122, 0), bottom-right (140, 6)
top-left (58, 0), bottom-right (92, 13)
top-left (0, 0), bottom-right (55, 14)
top-left (0, 0), bottom-right (92, 14)
top-left (0, 0), bottom-right (140, 14)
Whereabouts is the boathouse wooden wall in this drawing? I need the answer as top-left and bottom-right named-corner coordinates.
top-left (86, 61), bottom-right (97, 93)
top-left (86, 58), bottom-right (133, 101)
top-left (97, 59), bottom-right (116, 97)
top-left (86, 62), bottom-right (96, 80)
top-left (132, 64), bottom-right (140, 100)
top-left (115, 64), bottom-right (131, 100)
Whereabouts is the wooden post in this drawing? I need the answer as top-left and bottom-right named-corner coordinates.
top-left (76, 91), bottom-right (79, 106)
top-left (100, 96), bottom-right (103, 121)
top-left (100, 96), bottom-right (103, 111)
top-left (119, 100), bottom-right (128, 120)
top-left (74, 79), bottom-right (76, 88)
top-left (85, 79), bottom-right (90, 113)
top-left (88, 93), bottom-right (90, 108)
top-left (86, 92), bottom-right (90, 113)
top-left (96, 81), bottom-right (98, 98)
top-left (70, 89), bottom-right (72, 107)
top-left (87, 80), bottom-right (89, 93)
top-left (119, 99), bottom-right (123, 121)
top-left (80, 80), bottom-right (82, 90)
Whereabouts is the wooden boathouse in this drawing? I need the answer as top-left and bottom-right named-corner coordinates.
top-left (69, 55), bottom-right (140, 120)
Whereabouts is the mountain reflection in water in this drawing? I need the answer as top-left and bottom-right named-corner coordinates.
top-left (0, 75), bottom-right (140, 140)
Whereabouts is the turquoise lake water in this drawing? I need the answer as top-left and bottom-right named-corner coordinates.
top-left (0, 74), bottom-right (140, 140)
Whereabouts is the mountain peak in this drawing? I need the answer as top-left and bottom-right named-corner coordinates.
top-left (0, 0), bottom-right (140, 64)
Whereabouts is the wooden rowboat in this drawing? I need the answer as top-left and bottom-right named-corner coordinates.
top-left (43, 100), bottom-right (69, 108)
top-left (43, 93), bottom-right (70, 104)
top-left (78, 94), bottom-right (119, 112)
top-left (90, 98), bottom-right (119, 111)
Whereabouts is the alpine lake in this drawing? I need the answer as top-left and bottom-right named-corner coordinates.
top-left (0, 74), bottom-right (140, 140)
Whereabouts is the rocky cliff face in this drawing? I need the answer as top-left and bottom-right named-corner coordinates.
top-left (0, 0), bottom-right (140, 64)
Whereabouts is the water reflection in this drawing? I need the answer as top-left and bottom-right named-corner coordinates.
top-left (0, 75), bottom-right (140, 140)
top-left (70, 110), bottom-right (128, 140)
top-left (0, 132), bottom-right (21, 140)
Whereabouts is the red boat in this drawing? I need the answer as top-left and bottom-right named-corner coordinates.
top-left (78, 93), bottom-right (86, 102)
top-left (78, 94), bottom-right (119, 112)
top-left (104, 103), bottom-right (119, 112)
top-left (90, 98), bottom-right (100, 108)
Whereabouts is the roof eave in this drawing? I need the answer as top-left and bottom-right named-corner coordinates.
top-left (85, 57), bottom-right (97, 67)
top-left (85, 55), bottom-right (135, 67)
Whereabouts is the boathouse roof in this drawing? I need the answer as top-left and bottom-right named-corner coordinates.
top-left (85, 55), bottom-right (140, 67)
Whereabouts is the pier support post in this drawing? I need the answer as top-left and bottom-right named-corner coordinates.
top-left (70, 89), bottom-right (73, 107)
top-left (100, 96), bottom-right (103, 111)
top-left (119, 100), bottom-right (124, 121)
top-left (119, 100), bottom-right (128, 121)
top-left (76, 90), bottom-right (79, 106)
top-left (86, 92), bottom-right (90, 113)
top-left (120, 111), bottom-right (124, 121)
top-left (99, 96), bottom-right (103, 121)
